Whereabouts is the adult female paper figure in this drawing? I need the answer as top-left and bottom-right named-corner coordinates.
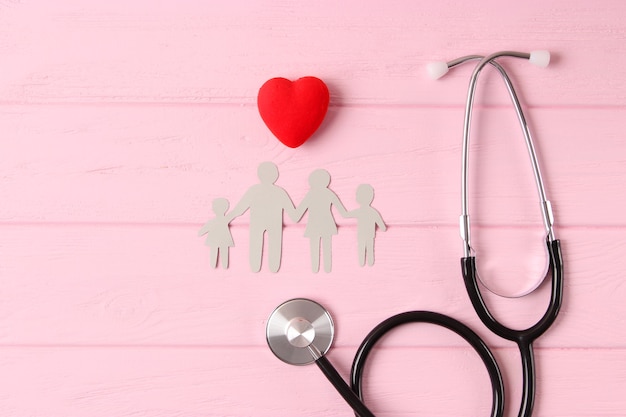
top-left (294, 169), bottom-right (348, 273)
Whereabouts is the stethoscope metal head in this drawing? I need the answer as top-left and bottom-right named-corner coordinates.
top-left (266, 298), bottom-right (334, 365)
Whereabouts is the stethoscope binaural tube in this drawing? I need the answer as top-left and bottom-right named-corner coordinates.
top-left (457, 51), bottom-right (555, 260)
top-left (431, 51), bottom-right (556, 294)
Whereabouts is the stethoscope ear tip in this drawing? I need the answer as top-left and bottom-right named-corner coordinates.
top-left (529, 50), bottom-right (551, 68)
top-left (427, 61), bottom-right (450, 80)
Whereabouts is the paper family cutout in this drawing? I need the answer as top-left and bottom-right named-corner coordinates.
top-left (199, 162), bottom-right (386, 273)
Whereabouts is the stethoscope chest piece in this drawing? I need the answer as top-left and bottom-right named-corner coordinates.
top-left (266, 298), bottom-right (334, 365)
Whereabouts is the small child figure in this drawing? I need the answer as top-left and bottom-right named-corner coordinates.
top-left (347, 184), bottom-right (387, 267)
top-left (198, 198), bottom-right (234, 269)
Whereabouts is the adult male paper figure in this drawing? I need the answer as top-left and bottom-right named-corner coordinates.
top-left (228, 162), bottom-right (297, 272)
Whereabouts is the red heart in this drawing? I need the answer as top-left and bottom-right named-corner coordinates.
top-left (257, 76), bottom-right (330, 148)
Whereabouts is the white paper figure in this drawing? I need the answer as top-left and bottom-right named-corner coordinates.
top-left (294, 169), bottom-right (348, 273)
top-left (198, 198), bottom-right (235, 269)
top-left (347, 184), bottom-right (387, 266)
top-left (227, 162), bottom-right (297, 273)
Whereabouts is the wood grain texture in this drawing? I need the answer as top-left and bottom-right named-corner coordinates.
top-left (1, 1), bottom-right (625, 107)
top-left (1, 347), bottom-right (624, 417)
top-left (0, 226), bottom-right (621, 349)
top-left (1, 0), bottom-right (625, 416)
top-left (0, 105), bottom-right (623, 226)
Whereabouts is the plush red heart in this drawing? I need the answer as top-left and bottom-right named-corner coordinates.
top-left (257, 76), bottom-right (330, 148)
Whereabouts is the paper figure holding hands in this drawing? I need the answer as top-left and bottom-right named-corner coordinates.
top-left (227, 162), bottom-right (297, 272)
top-left (347, 184), bottom-right (386, 267)
top-left (198, 198), bottom-right (235, 269)
top-left (198, 163), bottom-right (387, 272)
top-left (294, 169), bottom-right (348, 273)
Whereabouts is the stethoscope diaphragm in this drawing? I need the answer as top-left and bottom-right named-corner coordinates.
top-left (266, 298), bottom-right (334, 365)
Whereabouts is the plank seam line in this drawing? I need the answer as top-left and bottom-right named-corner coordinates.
top-left (0, 101), bottom-right (624, 111)
top-left (0, 344), bottom-right (621, 351)
top-left (0, 222), bottom-right (623, 230)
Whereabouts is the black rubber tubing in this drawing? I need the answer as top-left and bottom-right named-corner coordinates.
top-left (314, 239), bottom-right (562, 417)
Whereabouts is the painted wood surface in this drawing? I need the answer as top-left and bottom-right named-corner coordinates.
top-left (1, 1), bottom-right (625, 416)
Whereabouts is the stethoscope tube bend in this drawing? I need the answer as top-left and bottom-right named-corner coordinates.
top-left (266, 299), bottom-right (505, 417)
top-left (462, 239), bottom-right (563, 344)
top-left (350, 311), bottom-right (505, 417)
top-left (462, 238), bottom-right (563, 417)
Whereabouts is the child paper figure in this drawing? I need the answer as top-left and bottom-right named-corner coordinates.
top-left (227, 162), bottom-right (297, 273)
top-left (347, 184), bottom-right (386, 267)
top-left (294, 169), bottom-right (348, 273)
top-left (198, 198), bottom-right (235, 269)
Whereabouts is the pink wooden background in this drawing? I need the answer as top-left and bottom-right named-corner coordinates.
top-left (1, 1), bottom-right (625, 416)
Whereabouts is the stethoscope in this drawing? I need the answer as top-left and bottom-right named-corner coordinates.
top-left (265, 51), bottom-right (563, 417)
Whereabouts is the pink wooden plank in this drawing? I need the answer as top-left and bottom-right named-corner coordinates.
top-left (0, 105), bottom-right (622, 225)
top-left (1, 2), bottom-right (623, 417)
top-left (0, 225), bottom-right (616, 348)
top-left (0, 0), bottom-right (624, 106)
top-left (0, 346), bottom-right (623, 417)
